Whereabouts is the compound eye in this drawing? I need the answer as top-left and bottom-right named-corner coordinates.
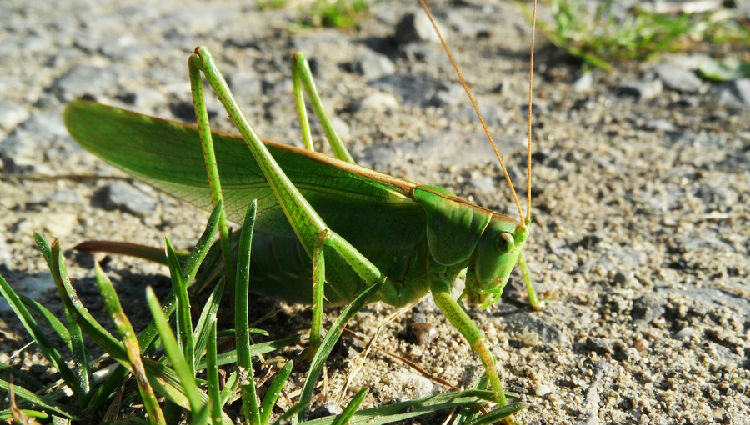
top-left (496, 233), bottom-right (514, 252)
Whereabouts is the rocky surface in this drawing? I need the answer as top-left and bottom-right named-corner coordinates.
top-left (1, 0), bottom-right (748, 424)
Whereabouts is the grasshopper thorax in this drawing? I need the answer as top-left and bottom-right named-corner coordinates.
top-left (465, 214), bottom-right (529, 307)
top-left (412, 186), bottom-right (529, 307)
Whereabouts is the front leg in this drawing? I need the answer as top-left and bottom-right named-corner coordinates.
top-left (431, 285), bottom-right (517, 423)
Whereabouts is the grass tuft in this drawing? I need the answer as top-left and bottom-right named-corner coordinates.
top-left (525, 0), bottom-right (750, 70)
top-left (304, 0), bottom-right (371, 28)
top-left (0, 200), bottom-right (511, 423)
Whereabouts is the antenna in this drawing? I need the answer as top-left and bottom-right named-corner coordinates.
top-left (417, 0), bottom-right (525, 223)
top-left (526, 0), bottom-right (537, 223)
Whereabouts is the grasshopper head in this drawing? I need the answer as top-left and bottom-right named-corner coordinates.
top-left (465, 214), bottom-right (529, 307)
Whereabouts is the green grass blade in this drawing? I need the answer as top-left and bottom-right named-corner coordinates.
top-left (698, 58), bottom-right (750, 82)
top-left (142, 358), bottom-right (192, 409)
top-left (331, 387), bottom-right (368, 425)
top-left (219, 371), bottom-right (239, 408)
top-left (218, 328), bottom-right (268, 338)
top-left (295, 280), bottom-right (383, 422)
top-left (199, 335), bottom-right (300, 368)
top-left (0, 409), bottom-right (49, 421)
top-left (206, 318), bottom-right (222, 425)
top-left (0, 362), bottom-right (43, 391)
top-left (0, 271), bottom-right (83, 398)
top-left (84, 292), bottom-right (177, 414)
top-left (109, 356), bottom-right (217, 418)
top-left (95, 264), bottom-right (166, 425)
top-left (235, 200), bottom-right (261, 425)
top-left (18, 295), bottom-right (71, 351)
top-left (146, 287), bottom-right (203, 412)
top-left (282, 389), bottom-right (498, 425)
top-left (34, 235), bottom-right (128, 363)
top-left (463, 403), bottom-right (525, 425)
top-left (139, 291), bottom-right (177, 350)
top-left (47, 238), bottom-right (114, 399)
top-left (191, 238), bottom-right (227, 294)
top-left (165, 237), bottom-right (195, 376)
top-left (33, 233), bottom-right (54, 264)
top-left (271, 403), bottom-right (306, 425)
top-left (453, 372), bottom-right (489, 424)
top-left (83, 365), bottom-right (130, 414)
top-left (191, 407), bottom-right (211, 425)
top-left (46, 237), bottom-right (90, 403)
top-left (107, 419), bottom-right (150, 425)
top-left (259, 361), bottom-right (293, 425)
top-left (193, 277), bottom-right (226, 369)
top-left (162, 398), bottom-right (183, 424)
top-left (63, 306), bottom-right (90, 405)
top-left (183, 202), bottom-right (223, 284)
top-left (0, 379), bottom-right (75, 419)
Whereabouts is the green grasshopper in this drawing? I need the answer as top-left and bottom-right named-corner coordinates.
top-left (64, 0), bottom-right (542, 420)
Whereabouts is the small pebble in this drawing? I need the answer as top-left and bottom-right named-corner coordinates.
top-left (611, 271), bottom-right (627, 285)
top-left (469, 176), bottom-right (496, 196)
top-left (52, 65), bottom-right (118, 102)
top-left (45, 213), bottom-right (78, 238)
top-left (0, 102), bottom-right (29, 131)
top-left (675, 327), bottom-right (696, 341)
top-left (631, 294), bottom-right (665, 324)
top-left (356, 92), bottom-right (399, 112)
top-left (644, 119), bottom-right (675, 132)
top-left (633, 337), bottom-right (649, 353)
top-left (408, 322), bottom-right (437, 345)
top-left (535, 381), bottom-right (555, 397)
top-left (383, 370), bottom-right (434, 399)
top-left (228, 72), bottom-right (264, 100)
top-left (20, 111), bottom-right (68, 138)
top-left (351, 51), bottom-right (395, 80)
top-left (654, 63), bottom-right (703, 93)
top-left (330, 116), bottom-right (350, 142)
top-left (394, 12), bottom-right (440, 44)
top-left (169, 101), bottom-right (219, 122)
top-left (0, 132), bottom-right (41, 173)
top-left (0, 273), bottom-right (55, 314)
top-left (505, 311), bottom-right (565, 345)
top-left (0, 238), bottom-right (10, 266)
top-left (369, 73), bottom-right (449, 107)
top-left (585, 337), bottom-right (613, 355)
top-left (618, 79), bottom-right (663, 101)
top-left (716, 78), bottom-right (750, 107)
top-left (224, 36), bottom-right (258, 49)
top-left (103, 181), bottom-right (157, 217)
top-left (572, 72), bottom-right (594, 92)
top-left (309, 402), bottom-right (342, 419)
top-left (121, 88), bottom-right (165, 109)
top-left (453, 105), bottom-right (510, 126)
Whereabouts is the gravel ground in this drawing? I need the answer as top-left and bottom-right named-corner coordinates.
top-left (1, 1), bottom-right (749, 424)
